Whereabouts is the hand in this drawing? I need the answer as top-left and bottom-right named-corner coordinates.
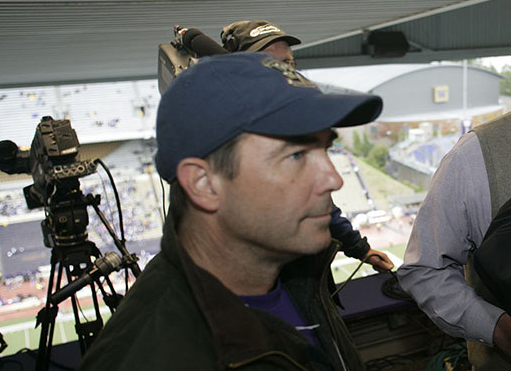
top-left (494, 312), bottom-right (511, 358)
top-left (363, 249), bottom-right (394, 273)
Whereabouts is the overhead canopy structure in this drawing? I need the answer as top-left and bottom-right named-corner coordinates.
top-left (0, 0), bottom-right (510, 88)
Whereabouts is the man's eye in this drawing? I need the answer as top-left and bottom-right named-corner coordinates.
top-left (289, 151), bottom-right (304, 160)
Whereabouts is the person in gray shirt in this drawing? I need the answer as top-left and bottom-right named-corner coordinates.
top-left (397, 117), bottom-right (511, 370)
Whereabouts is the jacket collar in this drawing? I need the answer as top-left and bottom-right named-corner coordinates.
top-left (160, 214), bottom-right (337, 369)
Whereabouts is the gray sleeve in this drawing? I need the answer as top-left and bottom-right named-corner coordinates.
top-left (397, 132), bottom-right (505, 345)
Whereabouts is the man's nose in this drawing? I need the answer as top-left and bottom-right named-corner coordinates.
top-left (319, 153), bottom-right (343, 192)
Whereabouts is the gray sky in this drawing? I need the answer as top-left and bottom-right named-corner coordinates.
top-left (480, 55), bottom-right (511, 72)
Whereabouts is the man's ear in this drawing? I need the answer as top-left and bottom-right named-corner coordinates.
top-left (176, 158), bottom-right (220, 212)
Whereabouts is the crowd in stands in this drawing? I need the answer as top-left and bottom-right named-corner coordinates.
top-left (1, 175), bottom-right (163, 242)
top-left (1, 80), bottom-right (160, 148)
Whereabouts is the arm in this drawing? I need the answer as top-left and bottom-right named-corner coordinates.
top-left (494, 313), bottom-right (511, 357)
top-left (397, 132), bottom-right (504, 345)
top-left (330, 205), bottom-right (393, 272)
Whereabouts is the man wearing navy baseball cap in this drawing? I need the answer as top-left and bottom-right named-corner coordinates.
top-left (220, 19), bottom-right (394, 276)
top-left (78, 53), bottom-right (383, 371)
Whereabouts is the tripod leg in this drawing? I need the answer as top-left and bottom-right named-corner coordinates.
top-left (70, 281), bottom-right (104, 351)
top-left (35, 260), bottom-right (62, 371)
top-left (66, 265), bottom-right (88, 355)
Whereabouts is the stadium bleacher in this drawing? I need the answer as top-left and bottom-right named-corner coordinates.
top-left (1, 80), bottom-right (159, 147)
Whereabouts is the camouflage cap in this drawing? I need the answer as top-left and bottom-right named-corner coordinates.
top-left (221, 20), bottom-right (301, 52)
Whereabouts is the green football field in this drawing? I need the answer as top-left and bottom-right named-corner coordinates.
top-left (1, 305), bottom-right (113, 357)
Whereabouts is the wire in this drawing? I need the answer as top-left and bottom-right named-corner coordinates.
top-left (94, 159), bottom-right (125, 243)
top-left (365, 354), bottom-right (416, 371)
top-left (94, 170), bottom-right (116, 241)
top-left (76, 294), bottom-right (90, 323)
top-left (425, 341), bottom-right (469, 371)
top-left (331, 253), bottom-right (384, 299)
top-left (159, 175), bottom-right (167, 221)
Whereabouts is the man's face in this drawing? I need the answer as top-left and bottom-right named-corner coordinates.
top-left (214, 129), bottom-right (343, 264)
top-left (262, 40), bottom-right (295, 67)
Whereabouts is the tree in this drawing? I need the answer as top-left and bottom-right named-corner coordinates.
top-left (367, 143), bottom-right (389, 168)
top-left (352, 130), bottom-right (375, 157)
top-left (466, 58), bottom-right (483, 67)
top-left (361, 132), bottom-right (373, 157)
top-left (500, 64), bottom-right (511, 96)
top-left (352, 130), bottom-right (362, 156)
top-left (334, 132), bottom-right (343, 146)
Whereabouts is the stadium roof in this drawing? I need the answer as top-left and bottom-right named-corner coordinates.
top-left (0, 0), bottom-right (510, 88)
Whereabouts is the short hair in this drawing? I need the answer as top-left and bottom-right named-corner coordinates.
top-left (169, 133), bottom-right (248, 229)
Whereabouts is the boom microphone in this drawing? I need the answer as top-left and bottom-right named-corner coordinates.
top-left (182, 28), bottom-right (228, 57)
top-left (49, 252), bottom-right (123, 305)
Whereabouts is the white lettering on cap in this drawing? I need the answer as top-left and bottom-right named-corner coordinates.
top-left (250, 24), bottom-right (281, 37)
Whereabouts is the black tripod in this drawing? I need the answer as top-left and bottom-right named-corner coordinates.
top-left (33, 187), bottom-right (141, 371)
top-left (36, 241), bottom-right (104, 371)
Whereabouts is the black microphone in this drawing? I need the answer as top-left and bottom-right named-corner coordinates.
top-left (50, 252), bottom-right (123, 305)
top-left (182, 28), bottom-right (228, 57)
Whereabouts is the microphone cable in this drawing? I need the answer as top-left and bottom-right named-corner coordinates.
top-left (331, 253), bottom-right (383, 299)
top-left (331, 253), bottom-right (411, 301)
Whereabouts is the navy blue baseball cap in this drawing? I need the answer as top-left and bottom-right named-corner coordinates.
top-left (155, 52), bottom-right (383, 182)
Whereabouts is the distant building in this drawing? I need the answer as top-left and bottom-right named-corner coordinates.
top-left (304, 63), bottom-right (505, 188)
top-left (304, 63), bottom-right (504, 143)
top-left (387, 134), bottom-right (461, 189)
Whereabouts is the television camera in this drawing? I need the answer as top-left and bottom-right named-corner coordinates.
top-left (158, 25), bottom-right (228, 94)
top-left (0, 116), bottom-right (141, 371)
